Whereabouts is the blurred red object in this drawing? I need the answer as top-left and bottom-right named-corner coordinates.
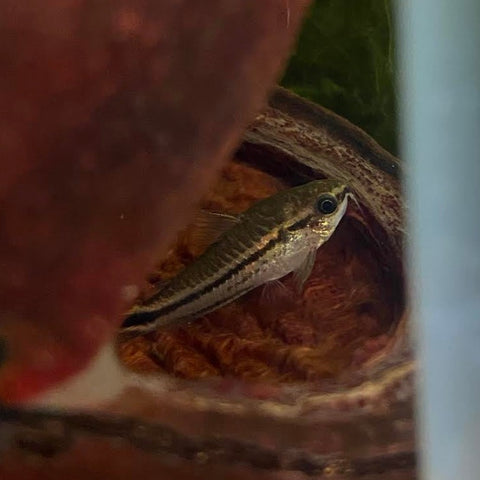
top-left (0, 0), bottom-right (309, 402)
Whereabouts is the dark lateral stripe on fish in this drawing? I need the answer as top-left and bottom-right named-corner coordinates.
top-left (122, 229), bottom-right (285, 329)
top-left (184, 284), bottom-right (253, 319)
top-left (122, 309), bottom-right (164, 329)
top-left (123, 284), bottom-right (254, 330)
top-left (286, 214), bottom-right (314, 232)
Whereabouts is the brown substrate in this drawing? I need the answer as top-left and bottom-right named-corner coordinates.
top-left (118, 161), bottom-right (397, 383)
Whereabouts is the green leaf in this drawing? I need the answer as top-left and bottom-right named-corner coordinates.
top-left (282, 0), bottom-right (397, 155)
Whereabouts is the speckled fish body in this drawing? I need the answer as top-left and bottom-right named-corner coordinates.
top-left (122, 179), bottom-right (350, 334)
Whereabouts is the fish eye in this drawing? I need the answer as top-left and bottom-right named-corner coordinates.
top-left (317, 194), bottom-right (338, 215)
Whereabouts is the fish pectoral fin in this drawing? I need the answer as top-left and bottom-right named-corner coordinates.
top-left (260, 279), bottom-right (292, 305)
top-left (189, 209), bottom-right (240, 250)
top-left (292, 248), bottom-right (317, 294)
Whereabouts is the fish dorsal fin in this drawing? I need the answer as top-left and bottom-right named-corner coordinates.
top-left (292, 248), bottom-right (317, 294)
top-left (189, 209), bottom-right (240, 251)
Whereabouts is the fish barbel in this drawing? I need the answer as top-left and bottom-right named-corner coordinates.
top-left (122, 179), bottom-right (350, 334)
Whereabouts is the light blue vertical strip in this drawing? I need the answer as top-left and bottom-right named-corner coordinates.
top-left (396, 0), bottom-right (480, 479)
